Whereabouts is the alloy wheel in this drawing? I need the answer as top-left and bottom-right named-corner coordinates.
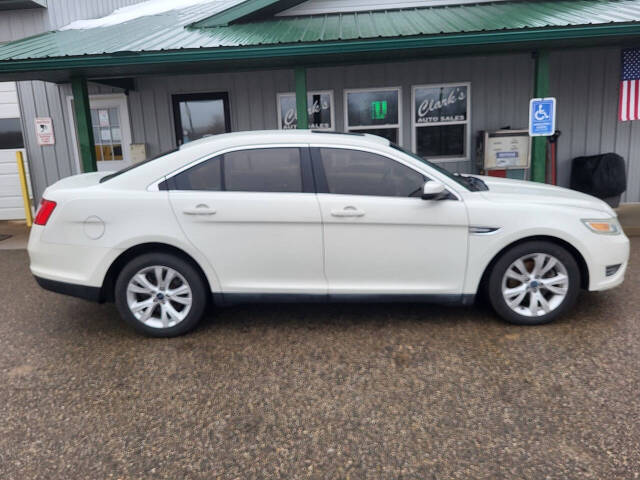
top-left (501, 253), bottom-right (569, 317)
top-left (126, 265), bottom-right (193, 329)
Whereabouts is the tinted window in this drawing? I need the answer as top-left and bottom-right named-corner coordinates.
top-left (320, 148), bottom-right (426, 197)
top-left (416, 124), bottom-right (465, 158)
top-left (224, 148), bottom-right (302, 193)
top-left (173, 156), bottom-right (222, 191)
top-left (0, 118), bottom-right (24, 149)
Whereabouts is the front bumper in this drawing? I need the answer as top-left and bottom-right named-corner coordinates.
top-left (586, 232), bottom-right (630, 291)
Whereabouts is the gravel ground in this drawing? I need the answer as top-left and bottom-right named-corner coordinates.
top-left (1, 241), bottom-right (639, 479)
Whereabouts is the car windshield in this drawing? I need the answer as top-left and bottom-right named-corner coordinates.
top-left (99, 148), bottom-right (178, 183)
top-left (390, 144), bottom-right (488, 192)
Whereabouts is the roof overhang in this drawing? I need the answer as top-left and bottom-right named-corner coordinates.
top-left (0, 23), bottom-right (637, 83)
top-left (0, 0), bottom-right (46, 10)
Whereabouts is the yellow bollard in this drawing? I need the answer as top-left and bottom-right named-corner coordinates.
top-left (16, 151), bottom-right (33, 227)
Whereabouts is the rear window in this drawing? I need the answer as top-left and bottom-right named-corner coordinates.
top-left (99, 148), bottom-right (178, 183)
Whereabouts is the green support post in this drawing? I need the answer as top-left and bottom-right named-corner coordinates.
top-left (71, 77), bottom-right (97, 173)
top-left (294, 67), bottom-right (308, 129)
top-left (531, 50), bottom-right (550, 183)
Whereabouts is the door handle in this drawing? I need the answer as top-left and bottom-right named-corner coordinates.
top-left (183, 204), bottom-right (216, 216)
top-left (330, 206), bottom-right (365, 218)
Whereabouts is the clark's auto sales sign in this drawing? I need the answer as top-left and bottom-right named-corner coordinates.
top-left (415, 85), bottom-right (468, 124)
top-left (278, 91), bottom-right (334, 130)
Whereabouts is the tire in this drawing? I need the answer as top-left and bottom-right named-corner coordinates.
top-left (487, 241), bottom-right (581, 326)
top-left (114, 252), bottom-right (207, 337)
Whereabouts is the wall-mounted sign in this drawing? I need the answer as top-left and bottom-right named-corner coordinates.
top-left (529, 97), bottom-right (556, 137)
top-left (414, 84), bottom-right (468, 124)
top-left (35, 117), bottom-right (55, 146)
top-left (277, 91), bottom-right (334, 130)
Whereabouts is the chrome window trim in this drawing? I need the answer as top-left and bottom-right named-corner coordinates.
top-left (146, 143), bottom-right (310, 192)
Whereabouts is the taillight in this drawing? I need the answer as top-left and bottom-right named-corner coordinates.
top-left (34, 199), bottom-right (57, 226)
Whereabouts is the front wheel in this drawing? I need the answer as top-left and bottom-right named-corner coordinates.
top-left (488, 241), bottom-right (581, 325)
top-left (114, 253), bottom-right (207, 337)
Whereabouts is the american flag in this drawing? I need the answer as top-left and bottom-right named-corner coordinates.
top-left (620, 48), bottom-right (640, 121)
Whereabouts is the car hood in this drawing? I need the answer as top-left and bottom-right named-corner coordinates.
top-left (474, 176), bottom-right (616, 216)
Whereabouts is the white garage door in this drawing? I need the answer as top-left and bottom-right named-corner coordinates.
top-left (0, 148), bottom-right (32, 220)
top-left (0, 82), bottom-right (32, 221)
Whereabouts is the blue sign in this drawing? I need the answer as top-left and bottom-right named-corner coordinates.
top-left (529, 97), bottom-right (556, 137)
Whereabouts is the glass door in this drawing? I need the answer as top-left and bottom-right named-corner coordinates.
top-left (68, 94), bottom-right (133, 172)
top-left (172, 92), bottom-right (231, 146)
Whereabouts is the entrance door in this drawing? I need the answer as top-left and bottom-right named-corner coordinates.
top-left (172, 92), bottom-right (231, 146)
top-left (68, 94), bottom-right (133, 172)
top-left (312, 146), bottom-right (469, 295)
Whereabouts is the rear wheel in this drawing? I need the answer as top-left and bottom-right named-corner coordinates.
top-left (488, 241), bottom-right (581, 325)
top-left (114, 253), bottom-right (207, 337)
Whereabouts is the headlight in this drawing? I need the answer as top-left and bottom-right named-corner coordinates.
top-left (581, 218), bottom-right (621, 235)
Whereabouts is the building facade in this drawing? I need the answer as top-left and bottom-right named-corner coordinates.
top-left (0, 0), bottom-right (145, 219)
top-left (0, 0), bottom-right (639, 211)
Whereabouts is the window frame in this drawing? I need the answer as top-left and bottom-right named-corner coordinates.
top-left (411, 82), bottom-right (471, 164)
top-left (343, 86), bottom-right (403, 146)
top-left (310, 145), bottom-right (431, 198)
top-left (276, 90), bottom-right (335, 131)
top-left (160, 144), bottom-right (315, 194)
top-left (171, 91), bottom-right (232, 147)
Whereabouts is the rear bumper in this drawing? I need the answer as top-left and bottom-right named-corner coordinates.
top-left (34, 275), bottom-right (102, 302)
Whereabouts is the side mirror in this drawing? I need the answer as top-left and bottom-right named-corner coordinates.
top-left (421, 180), bottom-right (449, 201)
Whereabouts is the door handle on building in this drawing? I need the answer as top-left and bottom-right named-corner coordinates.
top-left (331, 206), bottom-right (365, 218)
top-left (183, 204), bottom-right (216, 216)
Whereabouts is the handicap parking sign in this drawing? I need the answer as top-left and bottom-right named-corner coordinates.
top-left (529, 97), bottom-right (556, 137)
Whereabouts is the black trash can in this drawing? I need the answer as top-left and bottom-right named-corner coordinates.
top-left (570, 153), bottom-right (627, 207)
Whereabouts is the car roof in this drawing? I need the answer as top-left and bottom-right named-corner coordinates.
top-left (178, 129), bottom-right (391, 150)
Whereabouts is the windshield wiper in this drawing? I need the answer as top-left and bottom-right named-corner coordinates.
top-left (453, 174), bottom-right (489, 192)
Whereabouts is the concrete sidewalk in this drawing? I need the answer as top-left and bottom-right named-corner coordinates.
top-left (617, 203), bottom-right (640, 237)
top-left (0, 220), bottom-right (29, 250)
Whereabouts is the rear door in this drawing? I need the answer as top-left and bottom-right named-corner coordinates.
top-left (167, 145), bottom-right (326, 295)
top-left (312, 146), bottom-right (469, 296)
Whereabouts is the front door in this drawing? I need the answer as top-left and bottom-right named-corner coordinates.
top-left (167, 145), bottom-right (325, 295)
top-left (69, 94), bottom-right (133, 172)
top-left (172, 92), bottom-right (231, 146)
top-left (312, 146), bottom-right (469, 296)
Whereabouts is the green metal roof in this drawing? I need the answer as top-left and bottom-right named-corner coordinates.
top-left (0, 0), bottom-right (640, 79)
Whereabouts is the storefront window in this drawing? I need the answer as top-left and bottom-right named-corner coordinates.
top-left (277, 91), bottom-right (334, 130)
top-left (412, 83), bottom-right (470, 162)
top-left (0, 118), bottom-right (24, 150)
top-left (345, 88), bottom-right (401, 144)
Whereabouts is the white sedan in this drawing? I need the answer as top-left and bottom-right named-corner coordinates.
top-left (28, 131), bottom-right (630, 337)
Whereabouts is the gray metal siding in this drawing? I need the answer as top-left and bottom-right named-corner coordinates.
top-left (307, 53), bottom-right (534, 174)
top-left (0, 0), bottom-right (146, 43)
top-left (15, 47), bottom-right (640, 203)
top-left (550, 47), bottom-right (640, 203)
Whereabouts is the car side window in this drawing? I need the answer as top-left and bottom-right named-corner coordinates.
top-left (168, 147), bottom-right (304, 193)
top-left (224, 148), bottom-right (302, 193)
top-left (172, 155), bottom-right (222, 191)
top-left (319, 148), bottom-right (426, 197)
